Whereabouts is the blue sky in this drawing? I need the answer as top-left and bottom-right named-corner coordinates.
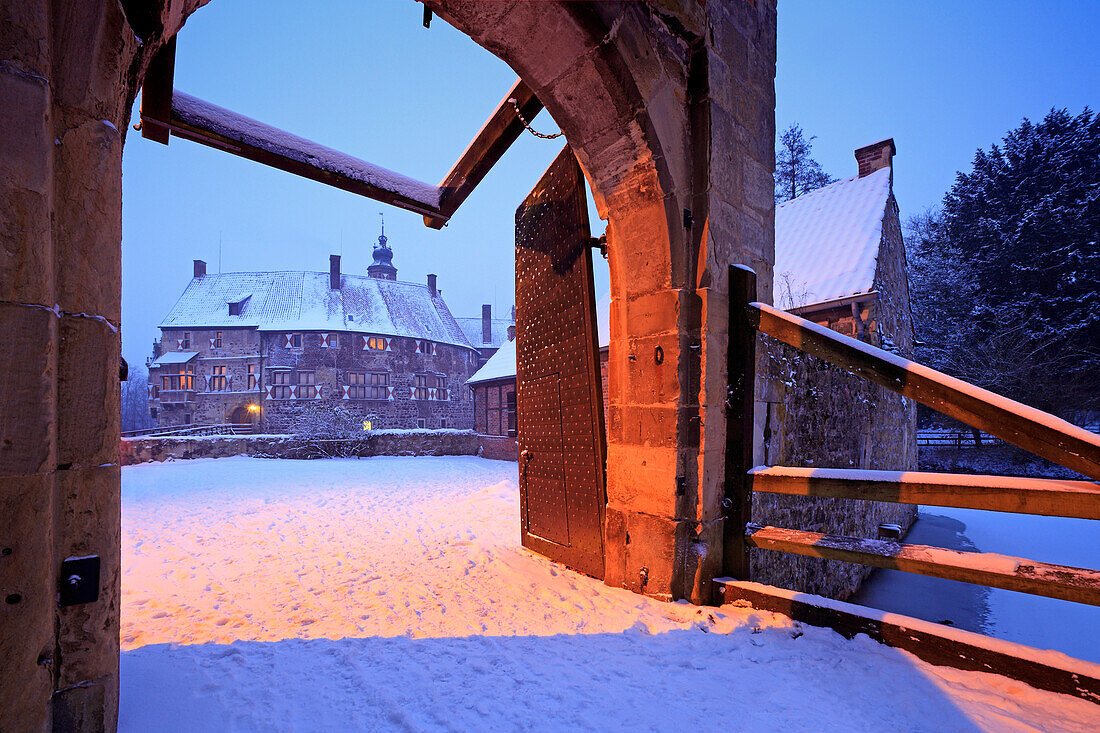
top-left (120, 0), bottom-right (1099, 368)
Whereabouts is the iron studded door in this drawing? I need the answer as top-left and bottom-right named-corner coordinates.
top-left (515, 145), bottom-right (606, 579)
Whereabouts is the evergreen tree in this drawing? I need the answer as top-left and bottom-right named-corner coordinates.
top-left (909, 108), bottom-right (1100, 419)
top-left (775, 124), bottom-right (836, 203)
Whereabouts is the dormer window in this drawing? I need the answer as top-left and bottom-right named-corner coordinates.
top-left (227, 294), bottom-right (250, 316)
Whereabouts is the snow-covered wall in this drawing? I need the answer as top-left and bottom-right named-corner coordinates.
top-left (121, 430), bottom-right (480, 465)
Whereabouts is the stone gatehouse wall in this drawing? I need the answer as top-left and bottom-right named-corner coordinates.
top-left (121, 430), bottom-right (480, 466)
top-left (751, 199), bottom-right (918, 600)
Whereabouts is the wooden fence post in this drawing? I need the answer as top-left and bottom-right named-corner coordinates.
top-left (724, 265), bottom-right (758, 580)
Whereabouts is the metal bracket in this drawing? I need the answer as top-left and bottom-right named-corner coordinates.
top-left (59, 556), bottom-right (100, 607)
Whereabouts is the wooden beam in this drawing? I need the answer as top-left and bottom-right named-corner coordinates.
top-left (713, 579), bottom-right (1100, 704)
top-left (139, 35), bottom-right (175, 144)
top-left (723, 265), bottom-right (758, 579)
top-left (143, 90), bottom-right (445, 220)
top-left (749, 466), bottom-right (1100, 520)
top-left (745, 524), bottom-right (1100, 606)
top-left (748, 301), bottom-right (1100, 480)
top-left (424, 78), bottom-right (544, 229)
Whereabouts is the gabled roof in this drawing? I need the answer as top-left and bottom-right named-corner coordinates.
top-left (158, 271), bottom-right (475, 350)
top-left (455, 317), bottom-right (514, 349)
top-left (466, 338), bottom-right (517, 385)
top-left (773, 166), bottom-right (892, 307)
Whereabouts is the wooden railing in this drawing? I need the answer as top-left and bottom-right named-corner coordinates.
top-left (722, 265), bottom-right (1100, 608)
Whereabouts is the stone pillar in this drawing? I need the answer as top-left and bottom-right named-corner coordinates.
top-left (429, 0), bottom-right (776, 602)
top-left (1, 0), bottom-right (139, 729)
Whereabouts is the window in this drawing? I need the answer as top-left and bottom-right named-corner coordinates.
top-left (348, 371), bottom-right (388, 399)
top-left (184, 413), bottom-right (192, 425)
top-left (505, 391), bottom-right (517, 437)
top-left (414, 373), bottom-right (447, 401)
top-left (161, 363), bottom-right (195, 391)
top-left (213, 331), bottom-right (223, 348)
top-left (481, 385), bottom-right (515, 437)
top-left (181, 332), bottom-right (190, 349)
top-left (270, 370), bottom-right (291, 399)
top-left (297, 370), bottom-right (317, 399)
top-left (440, 418), bottom-right (447, 429)
top-left (329, 333), bottom-right (340, 348)
top-left (229, 301), bottom-right (241, 316)
top-left (247, 364), bottom-right (256, 390)
top-left (151, 385), bottom-right (160, 398)
top-left (283, 333), bottom-right (302, 349)
top-left (365, 335), bottom-right (386, 351)
top-left (417, 418), bottom-right (426, 429)
top-left (209, 365), bottom-right (227, 391)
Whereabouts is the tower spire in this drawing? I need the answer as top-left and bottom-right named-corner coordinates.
top-left (368, 213), bottom-right (397, 280)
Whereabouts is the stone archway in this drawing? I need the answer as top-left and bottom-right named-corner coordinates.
top-left (0, 2), bottom-right (774, 729)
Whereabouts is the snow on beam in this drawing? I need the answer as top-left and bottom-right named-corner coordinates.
top-left (744, 524), bottom-right (1100, 606)
top-left (748, 301), bottom-right (1100, 480)
top-left (142, 90), bottom-right (445, 220)
top-left (713, 579), bottom-right (1100, 704)
top-left (749, 466), bottom-right (1100, 520)
top-left (424, 78), bottom-right (544, 229)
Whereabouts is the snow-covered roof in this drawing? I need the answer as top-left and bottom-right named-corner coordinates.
top-left (455, 317), bottom-right (514, 349)
top-left (159, 271), bottom-right (474, 350)
top-left (773, 167), bottom-right (892, 307)
top-left (152, 351), bottom-right (199, 366)
top-left (466, 338), bottom-right (516, 385)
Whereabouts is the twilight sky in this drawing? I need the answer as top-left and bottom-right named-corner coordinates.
top-left (120, 0), bottom-right (1099, 368)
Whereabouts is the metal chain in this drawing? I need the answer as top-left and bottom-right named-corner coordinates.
top-left (509, 98), bottom-right (563, 140)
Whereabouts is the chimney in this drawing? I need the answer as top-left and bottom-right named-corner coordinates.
top-left (329, 254), bottom-right (341, 290)
top-left (854, 138), bottom-right (896, 178)
top-left (427, 273), bottom-right (437, 297)
top-left (507, 325), bottom-right (516, 341)
top-left (193, 259), bottom-right (206, 278)
top-left (482, 304), bottom-right (492, 344)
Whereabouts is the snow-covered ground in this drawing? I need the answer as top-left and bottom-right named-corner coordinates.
top-left (120, 456), bottom-right (1100, 732)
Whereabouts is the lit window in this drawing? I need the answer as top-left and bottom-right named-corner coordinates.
top-left (297, 370), bottom-right (317, 399)
top-left (365, 336), bottom-right (386, 351)
top-left (247, 364), bottom-right (256, 390)
top-left (348, 371), bottom-right (388, 399)
top-left (161, 363), bottom-right (194, 391)
top-left (270, 370), bottom-right (291, 399)
top-left (214, 332), bottom-right (223, 348)
top-left (209, 365), bottom-right (227, 391)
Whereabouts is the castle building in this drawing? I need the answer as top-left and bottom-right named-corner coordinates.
top-left (147, 234), bottom-right (479, 432)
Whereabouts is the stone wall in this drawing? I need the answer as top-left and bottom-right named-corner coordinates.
top-left (121, 430), bottom-right (481, 465)
top-left (752, 199), bottom-right (918, 600)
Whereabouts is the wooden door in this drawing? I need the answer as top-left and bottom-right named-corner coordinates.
top-left (515, 146), bottom-right (606, 579)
